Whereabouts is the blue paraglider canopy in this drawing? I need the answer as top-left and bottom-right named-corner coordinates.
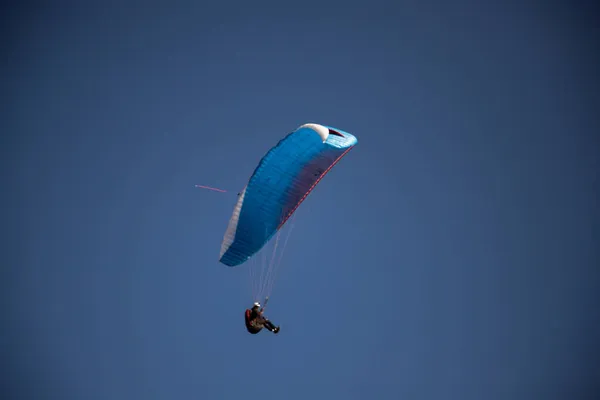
top-left (218, 123), bottom-right (358, 304)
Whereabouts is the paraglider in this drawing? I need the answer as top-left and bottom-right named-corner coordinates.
top-left (218, 123), bottom-right (358, 333)
top-left (244, 302), bottom-right (280, 334)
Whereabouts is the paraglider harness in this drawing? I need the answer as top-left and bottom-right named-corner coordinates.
top-left (244, 308), bottom-right (262, 334)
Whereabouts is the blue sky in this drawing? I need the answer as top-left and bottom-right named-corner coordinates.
top-left (3, 1), bottom-right (599, 399)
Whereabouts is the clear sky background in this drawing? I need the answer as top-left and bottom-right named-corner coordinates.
top-left (3, 1), bottom-right (599, 399)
